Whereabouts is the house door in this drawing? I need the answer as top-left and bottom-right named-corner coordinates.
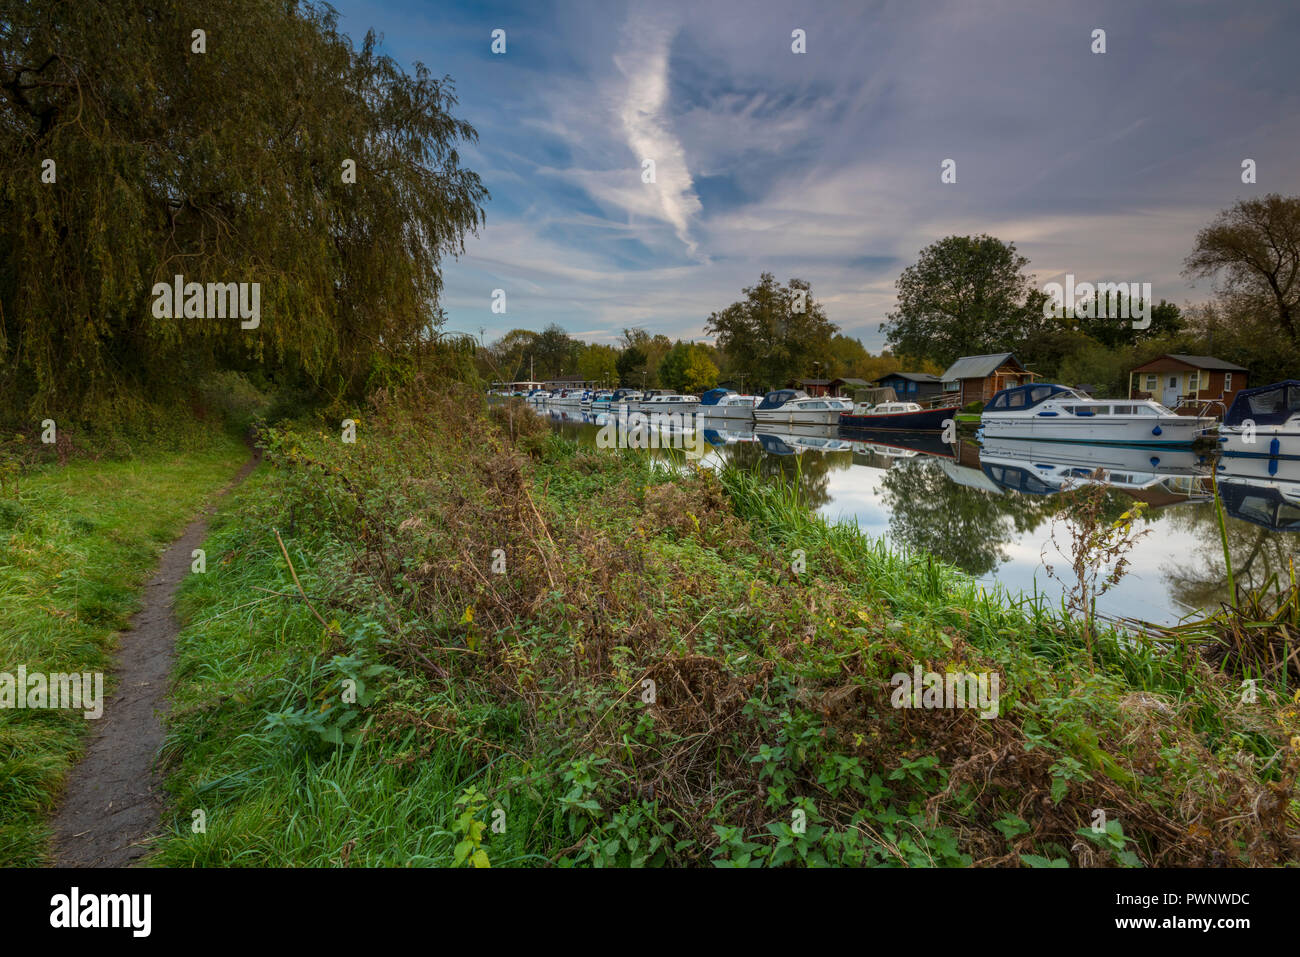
top-left (1162, 376), bottom-right (1179, 407)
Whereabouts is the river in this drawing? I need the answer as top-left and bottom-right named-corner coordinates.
top-left (529, 404), bottom-right (1300, 626)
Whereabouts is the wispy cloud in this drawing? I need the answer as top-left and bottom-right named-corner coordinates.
top-left (612, 11), bottom-right (702, 255)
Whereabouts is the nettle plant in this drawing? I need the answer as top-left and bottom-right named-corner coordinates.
top-left (263, 619), bottom-right (393, 747)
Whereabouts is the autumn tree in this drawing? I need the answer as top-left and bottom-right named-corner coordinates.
top-left (1185, 194), bottom-right (1300, 342)
top-left (883, 235), bottom-right (1049, 369)
top-left (578, 343), bottom-right (619, 386)
top-left (657, 341), bottom-right (718, 393)
top-left (705, 273), bottom-right (836, 392)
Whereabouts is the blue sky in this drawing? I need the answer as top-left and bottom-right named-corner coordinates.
top-left (331, 0), bottom-right (1300, 350)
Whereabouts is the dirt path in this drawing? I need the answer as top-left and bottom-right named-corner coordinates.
top-left (52, 453), bottom-right (259, 867)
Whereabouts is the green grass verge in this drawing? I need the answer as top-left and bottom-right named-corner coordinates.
top-left (0, 432), bottom-right (250, 865)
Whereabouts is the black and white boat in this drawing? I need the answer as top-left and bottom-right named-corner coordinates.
top-left (839, 399), bottom-right (959, 432)
top-left (1217, 380), bottom-right (1300, 459)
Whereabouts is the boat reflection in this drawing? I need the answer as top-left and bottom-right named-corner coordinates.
top-left (754, 425), bottom-right (854, 455)
top-left (977, 438), bottom-right (1213, 499)
top-left (1216, 454), bottom-right (1300, 532)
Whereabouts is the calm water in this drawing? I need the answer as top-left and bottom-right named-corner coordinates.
top-left (530, 404), bottom-right (1300, 626)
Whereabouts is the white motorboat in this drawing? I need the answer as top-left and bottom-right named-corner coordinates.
top-left (697, 388), bottom-right (761, 420)
top-left (1217, 380), bottom-right (1300, 460)
top-left (639, 393), bottom-right (701, 416)
top-left (979, 383), bottom-right (1215, 446)
top-left (753, 389), bottom-right (852, 426)
top-left (607, 389), bottom-right (644, 412)
top-left (552, 389), bottom-right (586, 407)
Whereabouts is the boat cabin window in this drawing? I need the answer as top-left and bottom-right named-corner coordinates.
top-left (1225, 382), bottom-right (1300, 426)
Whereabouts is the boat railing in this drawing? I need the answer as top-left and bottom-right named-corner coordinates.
top-left (1189, 398), bottom-right (1227, 421)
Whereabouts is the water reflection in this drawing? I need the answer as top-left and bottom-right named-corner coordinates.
top-left (530, 404), bottom-right (1300, 621)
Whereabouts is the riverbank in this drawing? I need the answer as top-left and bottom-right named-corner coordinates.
top-left (0, 432), bottom-right (252, 865)
top-left (146, 387), bottom-right (1297, 866)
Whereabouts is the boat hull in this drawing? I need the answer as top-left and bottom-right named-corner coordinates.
top-left (754, 409), bottom-right (845, 427)
top-left (697, 405), bottom-right (756, 421)
top-left (839, 405), bottom-right (958, 432)
top-left (1218, 426), bottom-right (1300, 460)
top-left (980, 414), bottom-right (1214, 446)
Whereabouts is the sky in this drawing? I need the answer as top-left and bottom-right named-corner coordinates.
top-left (330, 0), bottom-right (1300, 351)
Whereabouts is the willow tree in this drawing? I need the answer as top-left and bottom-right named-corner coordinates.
top-left (0, 0), bottom-right (487, 422)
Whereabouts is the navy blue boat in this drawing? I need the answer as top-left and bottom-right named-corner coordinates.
top-left (839, 399), bottom-right (959, 433)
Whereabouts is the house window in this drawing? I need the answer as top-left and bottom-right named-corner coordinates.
top-left (1188, 371), bottom-right (1199, 391)
top-left (1144, 374), bottom-right (1157, 391)
top-left (1224, 373), bottom-right (1232, 392)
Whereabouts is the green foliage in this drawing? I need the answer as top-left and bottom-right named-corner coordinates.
top-left (452, 787), bottom-right (491, 868)
top-left (705, 273), bottom-right (837, 392)
top-left (657, 341), bottom-right (719, 393)
top-left (577, 343), bottom-right (620, 387)
top-left (136, 391), bottom-right (1299, 868)
top-left (884, 235), bottom-right (1049, 369)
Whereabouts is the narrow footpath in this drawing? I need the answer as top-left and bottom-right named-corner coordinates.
top-left (52, 453), bottom-right (259, 867)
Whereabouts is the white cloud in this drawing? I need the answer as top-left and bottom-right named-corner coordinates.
top-left (612, 11), bottom-right (702, 255)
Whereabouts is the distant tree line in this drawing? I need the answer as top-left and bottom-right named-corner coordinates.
top-left (479, 272), bottom-right (935, 394)
top-left (492, 194), bottom-right (1300, 400)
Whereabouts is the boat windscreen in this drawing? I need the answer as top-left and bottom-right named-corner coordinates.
top-left (985, 384), bottom-right (1075, 411)
top-left (757, 389), bottom-right (806, 410)
top-left (1224, 380), bottom-right (1300, 427)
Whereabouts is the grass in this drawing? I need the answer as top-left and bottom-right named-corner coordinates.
top-left (147, 470), bottom-right (551, 866)
top-left (0, 431), bottom-right (250, 865)
top-left (147, 388), bottom-right (1298, 867)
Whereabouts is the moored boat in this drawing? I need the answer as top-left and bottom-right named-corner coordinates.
top-left (839, 399), bottom-right (959, 432)
top-left (640, 393), bottom-right (701, 415)
top-left (1217, 380), bottom-right (1300, 459)
top-left (697, 388), bottom-right (760, 420)
top-left (753, 390), bottom-right (852, 426)
top-left (979, 383), bottom-right (1214, 446)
